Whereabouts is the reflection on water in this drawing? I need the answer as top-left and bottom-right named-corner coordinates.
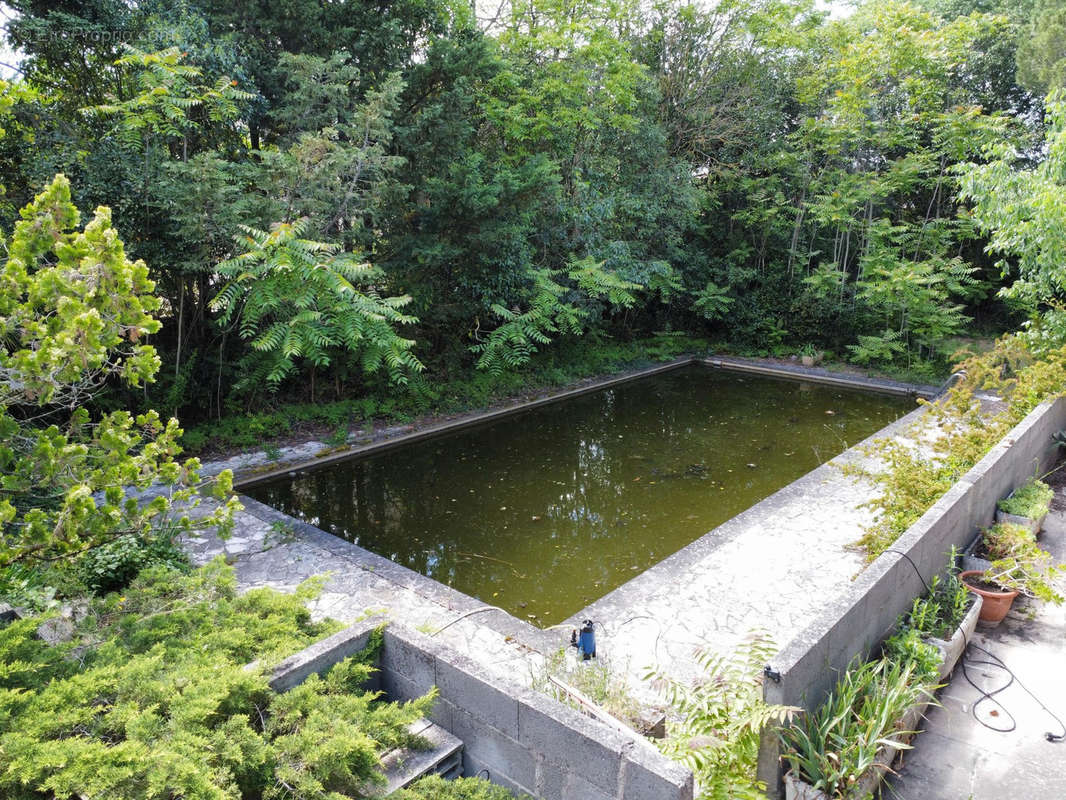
top-left (247, 367), bottom-right (912, 625)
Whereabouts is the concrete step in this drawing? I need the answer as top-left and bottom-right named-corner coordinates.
top-left (381, 718), bottom-right (464, 795)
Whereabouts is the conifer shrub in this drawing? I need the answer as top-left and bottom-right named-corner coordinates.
top-left (395, 775), bottom-right (526, 799)
top-left (0, 559), bottom-right (435, 799)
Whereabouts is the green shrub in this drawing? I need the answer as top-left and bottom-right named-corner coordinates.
top-left (650, 633), bottom-right (794, 800)
top-left (900, 565), bottom-right (971, 641)
top-left (997, 478), bottom-right (1054, 519)
top-left (0, 560), bottom-right (435, 799)
top-left (882, 628), bottom-right (941, 684)
top-left (75, 530), bottom-right (190, 595)
top-left (980, 522), bottom-right (1064, 602)
top-left (394, 775), bottom-right (525, 799)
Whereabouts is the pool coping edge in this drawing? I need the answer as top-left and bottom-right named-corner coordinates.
top-left (232, 356), bottom-right (935, 491)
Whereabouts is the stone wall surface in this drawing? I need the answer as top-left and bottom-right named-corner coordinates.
top-left (756, 397), bottom-right (1066, 798)
top-left (266, 618), bottom-right (694, 800)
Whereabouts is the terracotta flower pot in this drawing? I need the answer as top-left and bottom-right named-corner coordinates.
top-left (960, 569), bottom-right (1018, 624)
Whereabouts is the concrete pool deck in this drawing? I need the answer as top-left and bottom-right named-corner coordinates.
top-left (569, 399), bottom-right (929, 693)
top-left (185, 358), bottom-right (931, 706)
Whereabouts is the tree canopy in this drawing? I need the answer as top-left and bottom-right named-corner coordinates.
top-left (0, 0), bottom-right (1054, 418)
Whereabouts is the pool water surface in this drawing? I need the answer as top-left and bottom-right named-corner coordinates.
top-left (246, 367), bottom-right (913, 625)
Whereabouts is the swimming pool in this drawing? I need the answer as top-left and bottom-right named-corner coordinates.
top-left (245, 366), bottom-right (913, 625)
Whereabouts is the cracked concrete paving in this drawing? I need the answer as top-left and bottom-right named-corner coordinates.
top-left (181, 495), bottom-right (555, 690)
top-left (884, 486), bottom-right (1066, 800)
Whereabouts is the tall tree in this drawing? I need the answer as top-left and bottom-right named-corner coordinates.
top-left (776, 1), bottom-right (1016, 365)
top-left (1017, 1), bottom-right (1066, 95)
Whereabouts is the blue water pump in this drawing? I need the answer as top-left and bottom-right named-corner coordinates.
top-left (570, 619), bottom-right (597, 660)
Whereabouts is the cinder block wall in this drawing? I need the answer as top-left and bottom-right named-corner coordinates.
top-left (266, 620), bottom-right (693, 800)
top-left (756, 397), bottom-right (1066, 798)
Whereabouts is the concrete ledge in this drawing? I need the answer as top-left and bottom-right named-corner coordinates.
top-left (264, 618), bottom-right (693, 800)
top-left (235, 493), bottom-right (563, 660)
top-left (757, 397), bottom-right (1066, 798)
top-left (267, 616), bottom-right (385, 692)
top-left (701, 356), bottom-right (937, 398)
top-left (235, 358), bottom-right (697, 490)
top-left (235, 357), bottom-right (933, 491)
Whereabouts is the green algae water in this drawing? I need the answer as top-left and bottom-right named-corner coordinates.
top-left (246, 368), bottom-right (912, 626)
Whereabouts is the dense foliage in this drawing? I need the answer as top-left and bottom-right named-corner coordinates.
top-left (649, 633), bottom-right (795, 799)
top-left (979, 520), bottom-right (1064, 601)
top-left (846, 332), bottom-right (1066, 561)
top-left (3, 4), bottom-right (1066, 798)
top-left (778, 554), bottom-right (983, 797)
top-left (997, 477), bottom-right (1054, 518)
top-left (0, 174), bottom-right (238, 577)
top-left (0, 560), bottom-right (435, 799)
top-left (0, 0), bottom-right (1054, 439)
top-left (895, 568), bottom-right (972, 642)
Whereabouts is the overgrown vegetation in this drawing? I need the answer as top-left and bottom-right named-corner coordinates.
top-left (894, 566), bottom-right (972, 642)
top-left (780, 656), bottom-right (934, 798)
top-left (847, 336), bottom-right (1066, 561)
top-left (0, 559), bottom-right (438, 799)
top-left (1, 0), bottom-right (1049, 435)
top-left (779, 555), bottom-right (980, 797)
top-left (649, 633), bottom-right (795, 799)
top-left (997, 478), bottom-right (1054, 519)
top-left (6, 1), bottom-right (1066, 796)
top-left (533, 647), bottom-right (642, 731)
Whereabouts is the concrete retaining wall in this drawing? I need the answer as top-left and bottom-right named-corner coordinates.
top-left (756, 397), bottom-right (1066, 797)
top-left (267, 619), bottom-right (693, 800)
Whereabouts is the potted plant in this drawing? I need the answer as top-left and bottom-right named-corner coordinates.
top-left (800, 344), bottom-right (818, 367)
top-left (995, 477), bottom-right (1054, 535)
top-left (896, 565), bottom-right (982, 680)
top-left (960, 522), bottom-right (1064, 624)
top-left (781, 656), bottom-right (935, 800)
top-left (781, 558), bottom-right (988, 798)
